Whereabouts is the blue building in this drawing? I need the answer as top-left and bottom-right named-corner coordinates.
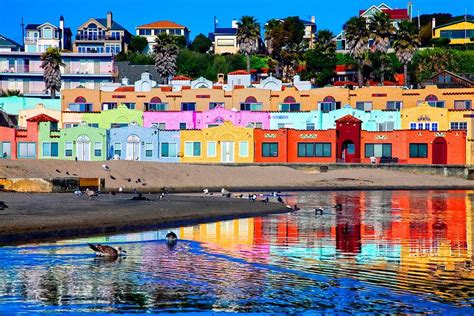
top-left (108, 125), bottom-right (159, 161)
top-left (158, 130), bottom-right (180, 163)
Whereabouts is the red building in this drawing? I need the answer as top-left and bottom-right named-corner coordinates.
top-left (254, 115), bottom-right (466, 165)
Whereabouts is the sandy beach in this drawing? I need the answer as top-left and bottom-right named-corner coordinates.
top-left (0, 192), bottom-right (289, 246)
top-left (1, 160), bottom-right (474, 191)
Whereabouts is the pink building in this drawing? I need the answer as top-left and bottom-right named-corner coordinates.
top-left (143, 106), bottom-right (270, 130)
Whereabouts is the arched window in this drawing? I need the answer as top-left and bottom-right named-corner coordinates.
top-left (323, 96), bottom-right (336, 103)
top-left (75, 96), bottom-right (87, 103)
top-left (150, 97), bottom-right (162, 104)
top-left (245, 96), bottom-right (257, 103)
top-left (214, 117), bottom-right (224, 124)
top-left (425, 94), bottom-right (438, 101)
top-left (283, 96), bottom-right (296, 103)
top-left (87, 23), bottom-right (98, 29)
top-left (127, 135), bottom-right (140, 143)
top-left (77, 135), bottom-right (90, 143)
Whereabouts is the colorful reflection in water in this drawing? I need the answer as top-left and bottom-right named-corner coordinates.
top-left (0, 190), bottom-right (473, 313)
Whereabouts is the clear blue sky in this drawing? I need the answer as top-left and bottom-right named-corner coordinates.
top-left (2, 0), bottom-right (473, 43)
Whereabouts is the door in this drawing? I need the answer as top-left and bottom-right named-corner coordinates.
top-left (221, 141), bottom-right (234, 163)
top-left (432, 137), bottom-right (447, 164)
top-left (126, 135), bottom-right (140, 160)
top-left (342, 141), bottom-right (356, 163)
top-left (76, 135), bottom-right (91, 161)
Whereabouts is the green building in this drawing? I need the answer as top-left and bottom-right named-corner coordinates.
top-left (82, 105), bottom-right (143, 129)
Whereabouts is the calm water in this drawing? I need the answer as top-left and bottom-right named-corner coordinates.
top-left (0, 190), bottom-right (473, 314)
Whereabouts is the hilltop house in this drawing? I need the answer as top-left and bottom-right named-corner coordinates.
top-left (24, 16), bottom-right (72, 52)
top-left (136, 21), bottom-right (190, 53)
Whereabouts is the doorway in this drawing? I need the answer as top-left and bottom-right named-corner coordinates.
top-left (432, 137), bottom-right (447, 164)
top-left (221, 141), bottom-right (234, 163)
top-left (76, 135), bottom-right (91, 161)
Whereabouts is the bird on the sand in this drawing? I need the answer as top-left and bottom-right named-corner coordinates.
top-left (88, 243), bottom-right (126, 257)
top-left (203, 189), bottom-right (209, 194)
top-left (74, 189), bottom-right (82, 197)
top-left (221, 188), bottom-right (229, 196)
top-left (126, 178), bottom-right (131, 183)
top-left (159, 192), bottom-right (165, 200)
top-left (119, 187), bottom-right (123, 193)
top-left (262, 197), bottom-right (269, 205)
top-left (66, 171), bottom-right (70, 175)
top-left (137, 178), bottom-right (141, 183)
top-left (0, 201), bottom-right (8, 210)
top-left (85, 188), bottom-right (96, 199)
top-left (286, 204), bottom-right (300, 211)
top-left (110, 175), bottom-right (116, 180)
top-left (102, 164), bottom-right (111, 171)
top-left (55, 169), bottom-right (61, 173)
top-left (166, 231), bottom-right (177, 243)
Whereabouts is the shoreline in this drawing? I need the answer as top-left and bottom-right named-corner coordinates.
top-left (0, 193), bottom-right (289, 247)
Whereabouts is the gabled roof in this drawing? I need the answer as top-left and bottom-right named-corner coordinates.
top-left (114, 86), bottom-right (135, 92)
top-left (137, 20), bottom-right (187, 29)
top-left (27, 113), bottom-right (59, 123)
top-left (359, 3), bottom-right (408, 20)
top-left (336, 115), bottom-right (362, 124)
top-left (0, 34), bottom-right (21, 48)
top-left (212, 28), bottom-right (238, 35)
top-left (25, 24), bottom-right (41, 30)
top-left (299, 19), bottom-right (316, 26)
top-left (228, 70), bottom-right (250, 75)
top-left (95, 18), bottom-right (128, 31)
top-left (433, 19), bottom-right (474, 30)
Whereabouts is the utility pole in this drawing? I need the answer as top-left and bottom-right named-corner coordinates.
top-left (21, 17), bottom-right (25, 49)
top-left (417, 9), bottom-right (421, 29)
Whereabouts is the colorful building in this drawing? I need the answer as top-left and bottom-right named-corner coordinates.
top-left (432, 19), bottom-right (474, 45)
top-left (136, 21), bottom-right (190, 52)
top-left (0, 96), bottom-right (60, 115)
top-left (81, 105), bottom-right (143, 129)
top-left (18, 103), bottom-right (61, 128)
top-left (108, 125), bottom-right (159, 160)
top-left (180, 121), bottom-right (254, 163)
top-left (157, 130), bottom-right (181, 163)
top-left (24, 16), bottom-right (72, 52)
top-left (57, 123), bottom-right (107, 161)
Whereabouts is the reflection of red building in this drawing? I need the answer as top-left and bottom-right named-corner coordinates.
top-left (253, 115), bottom-right (466, 165)
top-left (335, 193), bottom-right (362, 254)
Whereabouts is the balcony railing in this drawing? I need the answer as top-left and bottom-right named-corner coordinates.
top-left (24, 37), bottom-right (38, 43)
top-left (0, 65), bottom-right (117, 76)
top-left (75, 34), bottom-right (121, 41)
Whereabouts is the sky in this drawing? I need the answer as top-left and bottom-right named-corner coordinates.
top-left (1, 0), bottom-right (473, 43)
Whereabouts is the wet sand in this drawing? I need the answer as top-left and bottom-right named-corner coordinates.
top-left (0, 193), bottom-right (289, 246)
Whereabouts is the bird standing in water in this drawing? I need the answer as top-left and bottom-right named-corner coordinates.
top-left (88, 244), bottom-right (126, 257)
top-left (166, 231), bottom-right (178, 243)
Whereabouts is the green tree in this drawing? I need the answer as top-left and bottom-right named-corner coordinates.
top-left (369, 11), bottom-right (395, 84)
top-left (412, 48), bottom-right (460, 83)
top-left (264, 19), bottom-right (281, 55)
top-left (303, 30), bottom-right (337, 86)
top-left (40, 47), bottom-right (65, 98)
top-left (344, 16), bottom-right (369, 87)
top-left (153, 33), bottom-right (180, 84)
top-left (176, 48), bottom-right (211, 78)
top-left (237, 16), bottom-right (261, 73)
top-left (129, 36), bottom-right (149, 53)
top-left (189, 33), bottom-right (212, 54)
top-left (393, 21), bottom-right (420, 86)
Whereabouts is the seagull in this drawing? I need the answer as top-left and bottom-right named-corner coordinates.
top-left (102, 164), bottom-right (110, 171)
top-left (159, 192), bottom-right (165, 200)
top-left (277, 196), bottom-right (284, 204)
top-left (166, 231), bottom-right (177, 243)
top-left (203, 189), bottom-right (209, 194)
top-left (55, 169), bottom-right (61, 173)
top-left (262, 197), bottom-right (269, 205)
top-left (137, 178), bottom-right (141, 183)
top-left (286, 204), bottom-right (300, 211)
top-left (66, 171), bottom-right (70, 175)
top-left (0, 201), bottom-right (8, 210)
top-left (126, 178), bottom-right (131, 183)
top-left (119, 187), bottom-right (123, 193)
top-left (221, 188), bottom-right (229, 196)
top-left (88, 243), bottom-right (126, 257)
top-left (85, 188), bottom-right (96, 199)
top-left (315, 207), bottom-right (324, 215)
top-left (74, 189), bottom-right (82, 197)
top-left (110, 175), bottom-right (116, 180)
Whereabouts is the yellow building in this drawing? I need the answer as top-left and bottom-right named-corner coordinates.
top-left (180, 121), bottom-right (254, 163)
top-left (400, 102), bottom-right (474, 163)
top-left (433, 19), bottom-right (474, 45)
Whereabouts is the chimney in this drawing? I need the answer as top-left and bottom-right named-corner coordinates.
top-left (432, 17), bottom-right (436, 36)
top-left (107, 11), bottom-right (113, 29)
top-left (231, 19), bottom-right (238, 29)
top-left (407, 2), bottom-right (413, 22)
top-left (311, 16), bottom-right (315, 24)
top-left (59, 15), bottom-right (64, 50)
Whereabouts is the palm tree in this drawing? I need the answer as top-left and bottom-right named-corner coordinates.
top-left (237, 16), bottom-right (261, 73)
top-left (368, 12), bottom-right (395, 84)
top-left (344, 16), bottom-right (369, 87)
top-left (153, 33), bottom-right (180, 84)
top-left (40, 47), bottom-right (65, 98)
top-left (264, 19), bottom-right (281, 56)
top-left (393, 20), bottom-right (420, 87)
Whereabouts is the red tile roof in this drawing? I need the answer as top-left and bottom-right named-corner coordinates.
top-left (172, 75), bottom-right (191, 81)
top-left (27, 114), bottom-right (59, 123)
top-left (359, 8), bottom-right (409, 20)
top-left (336, 115), bottom-right (362, 124)
top-left (137, 20), bottom-right (186, 29)
top-left (333, 81), bottom-right (358, 86)
top-left (115, 86), bottom-right (135, 92)
top-left (336, 65), bottom-right (354, 72)
top-left (160, 86), bottom-right (172, 92)
top-left (228, 70), bottom-right (250, 75)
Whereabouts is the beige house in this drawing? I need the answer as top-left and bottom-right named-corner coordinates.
top-left (18, 103), bottom-right (61, 127)
top-left (136, 21), bottom-right (190, 53)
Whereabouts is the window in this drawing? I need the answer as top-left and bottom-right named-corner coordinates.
top-left (181, 102), bottom-right (196, 111)
top-left (123, 102), bottom-right (136, 109)
top-left (184, 142), bottom-right (201, 157)
top-left (160, 142), bottom-right (178, 158)
top-left (139, 29), bottom-right (152, 36)
top-left (279, 103), bottom-right (301, 112)
top-left (145, 143), bottom-right (153, 158)
top-left (94, 142), bottom-right (102, 157)
top-left (88, 123), bottom-right (99, 128)
top-left (42, 27), bottom-right (53, 39)
top-left (306, 123), bottom-right (315, 130)
top-left (277, 123), bottom-right (286, 129)
top-left (454, 100), bottom-right (472, 110)
top-left (207, 141), bottom-right (217, 157)
top-left (426, 101), bottom-right (445, 108)
top-left (386, 101), bottom-right (403, 110)
top-left (356, 102), bottom-right (373, 111)
top-left (179, 122), bottom-right (187, 130)
top-left (240, 103), bottom-right (263, 111)
top-left (65, 142), bottom-right (73, 157)
top-left (450, 122), bottom-right (468, 130)
top-left (102, 102), bottom-right (117, 110)
top-left (440, 29), bottom-right (474, 39)
top-left (209, 102), bottom-right (224, 109)
top-left (1, 142), bottom-right (11, 158)
top-left (68, 103), bottom-right (93, 112)
top-left (146, 102), bottom-right (168, 111)
top-left (262, 143), bottom-right (278, 157)
top-left (152, 123), bottom-right (166, 130)
top-left (113, 142), bottom-right (121, 156)
top-left (377, 121), bottom-right (395, 131)
top-left (409, 143), bottom-right (428, 158)
top-left (111, 123), bottom-right (128, 128)
top-left (42, 142), bottom-right (59, 157)
top-left (297, 143), bottom-right (332, 157)
top-left (410, 123), bottom-right (416, 130)
top-left (239, 141), bottom-right (248, 157)
top-left (365, 144), bottom-right (392, 158)
top-left (319, 102), bottom-right (336, 112)
top-left (409, 122), bottom-right (438, 131)
top-left (18, 142), bottom-right (36, 159)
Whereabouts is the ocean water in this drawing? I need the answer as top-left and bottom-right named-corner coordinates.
top-left (0, 190), bottom-right (473, 314)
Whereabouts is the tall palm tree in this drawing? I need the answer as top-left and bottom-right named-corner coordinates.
top-left (153, 33), bottom-right (180, 84)
top-left (393, 20), bottom-right (420, 87)
top-left (344, 16), bottom-right (369, 87)
top-left (237, 16), bottom-right (261, 73)
top-left (369, 12), bottom-right (395, 84)
top-left (264, 19), bottom-right (281, 56)
top-left (40, 47), bottom-right (65, 98)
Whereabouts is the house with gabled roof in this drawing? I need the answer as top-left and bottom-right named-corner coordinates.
top-left (136, 20), bottom-right (190, 53)
top-left (0, 34), bottom-right (21, 52)
top-left (24, 16), bottom-right (72, 52)
top-left (74, 11), bottom-right (131, 54)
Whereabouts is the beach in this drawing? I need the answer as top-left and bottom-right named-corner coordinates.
top-left (0, 192), bottom-right (289, 246)
top-left (1, 160), bottom-right (473, 192)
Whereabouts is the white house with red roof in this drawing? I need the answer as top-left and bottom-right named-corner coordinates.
top-left (136, 21), bottom-right (190, 53)
top-left (335, 2), bottom-right (412, 51)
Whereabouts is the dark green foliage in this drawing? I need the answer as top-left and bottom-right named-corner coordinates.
top-left (430, 37), bottom-right (451, 47)
top-left (302, 30), bottom-right (337, 87)
top-left (189, 34), bottom-right (212, 54)
top-left (129, 36), bottom-right (149, 53)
